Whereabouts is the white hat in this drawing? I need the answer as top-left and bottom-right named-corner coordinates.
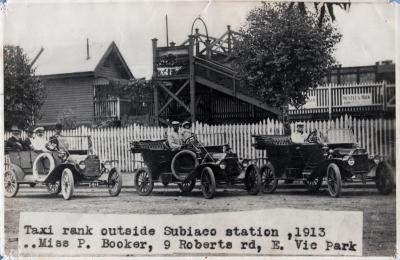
top-left (171, 121), bottom-right (180, 126)
top-left (33, 127), bottom-right (44, 133)
top-left (182, 121), bottom-right (191, 127)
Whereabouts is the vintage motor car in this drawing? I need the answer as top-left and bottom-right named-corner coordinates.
top-left (253, 128), bottom-right (394, 197)
top-left (130, 133), bottom-right (261, 199)
top-left (4, 135), bottom-right (122, 200)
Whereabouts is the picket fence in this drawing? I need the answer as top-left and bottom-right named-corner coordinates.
top-left (5, 115), bottom-right (396, 172)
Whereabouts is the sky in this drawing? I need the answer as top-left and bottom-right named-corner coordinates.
top-left (4, 1), bottom-right (396, 78)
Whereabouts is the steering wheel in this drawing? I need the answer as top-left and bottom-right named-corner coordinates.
top-left (306, 130), bottom-right (319, 143)
top-left (46, 141), bottom-right (58, 151)
top-left (183, 134), bottom-right (197, 145)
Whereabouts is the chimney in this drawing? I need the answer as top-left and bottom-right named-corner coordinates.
top-left (86, 38), bottom-right (90, 60)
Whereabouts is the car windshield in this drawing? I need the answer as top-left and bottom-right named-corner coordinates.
top-left (196, 132), bottom-right (227, 146)
top-left (57, 136), bottom-right (91, 151)
top-left (323, 129), bottom-right (356, 144)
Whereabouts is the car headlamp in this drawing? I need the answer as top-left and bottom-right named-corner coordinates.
top-left (242, 159), bottom-right (249, 168)
top-left (58, 152), bottom-right (68, 161)
top-left (78, 161), bottom-right (86, 170)
top-left (220, 160), bottom-right (227, 170)
top-left (373, 156), bottom-right (380, 165)
top-left (104, 161), bottom-right (111, 170)
top-left (346, 156), bottom-right (355, 166)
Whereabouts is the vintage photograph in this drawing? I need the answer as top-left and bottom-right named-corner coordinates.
top-left (2, 0), bottom-right (396, 257)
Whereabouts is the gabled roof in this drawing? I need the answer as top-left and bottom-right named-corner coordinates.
top-left (32, 41), bottom-right (133, 78)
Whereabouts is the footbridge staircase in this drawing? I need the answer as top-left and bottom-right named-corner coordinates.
top-left (152, 25), bottom-right (280, 125)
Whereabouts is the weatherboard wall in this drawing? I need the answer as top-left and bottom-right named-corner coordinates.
top-left (38, 75), bottom-right (94, 127)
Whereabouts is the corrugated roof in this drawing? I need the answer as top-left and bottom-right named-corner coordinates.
top-left (32, 42), bottom-right (109, 76)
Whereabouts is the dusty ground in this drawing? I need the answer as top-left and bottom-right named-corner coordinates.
top-left (4, 175), bottom-right (396, 257)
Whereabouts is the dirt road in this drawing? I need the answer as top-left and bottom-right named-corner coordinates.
top-left (4, 181), bottom-right (396, 257)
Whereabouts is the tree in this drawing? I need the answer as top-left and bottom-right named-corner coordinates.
top-left (4, 45), bottom-right (46, 130)
top-left (233, 3), bottom-right (341, 109)
top-left (288, 2), bottom-right (351, 27)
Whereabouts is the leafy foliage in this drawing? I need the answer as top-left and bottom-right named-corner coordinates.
top-left (57, 108), bottom-right (77, 129)
top-left (288, 2), bottom-right (351, 27)
top-left (233, 3), bottom-right (341, 108)
top-left (94, 78), bottom-right (153, 102)
top-left (4, 45), bottom-right (46, 130)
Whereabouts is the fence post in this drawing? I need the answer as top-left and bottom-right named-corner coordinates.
top-left (382, 81), bottom-right (387, 111)
top-left (328, 83), bottom-right (332, 121)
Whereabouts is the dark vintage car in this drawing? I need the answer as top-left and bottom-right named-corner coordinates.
top-left (130, 134), bottom-right (261, 199)
top-left (253, 128), bottom-right (394, 197)
top-left (4, 136), bottom-right (122, 200)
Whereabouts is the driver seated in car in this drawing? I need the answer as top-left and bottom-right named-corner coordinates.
top-left (291, 122), bottom-right (308, 143)
top-left (167, 121), bottom-right (182, 151)
top-left (181, 121), bottom-right (196, 144)
top-left (46, 123), bottom-right (69, 152)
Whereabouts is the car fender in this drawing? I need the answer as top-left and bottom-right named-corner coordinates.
top-left (326, 158), bottom-right (355, 177)
top-left (192, 163), bottom-right (220, 178)
top-left (10, 163), bottom-right (26, 181)
top-left (108, 167), bottom-right (119, 178)
top-left (245, 164), bottom-right (259, 175)
top-left (325, 158), bottom-right (346, 171)
top-left (43, 163), bottom-right (81, 184)
top-left (376, 161), bottom-right (396, 184)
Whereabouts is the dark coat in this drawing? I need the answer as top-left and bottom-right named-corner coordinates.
top-left (6, 136), bottom-right (26, 151)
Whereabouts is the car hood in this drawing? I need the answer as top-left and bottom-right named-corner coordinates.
top-left (211, 153), bottom-right (227, 161)
top-left (332, 148), bottom-right (367, 156)
top-left (67, 154), bottom-right (88, 163)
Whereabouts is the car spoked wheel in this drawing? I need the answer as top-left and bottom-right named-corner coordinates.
top-left (108, 169), bottom-right (123, 197)
top-left (61, 168), bottom-right (74, 200)
top-left (4, 170), bottom-right (19, 198)
top-left (46, 181), bottom-right (61, 195)
top-left (134, 167), bottom-right (153, 196)
top-left (327, 163), bottom-right (342, 197)
top-left (303, 176), bottom-right (323, 193)
top-left (375, 162), bottom-right (394, 195)
top-left (260, 163), bottom-right (278, 194)
top-left (245, 166), bottom-right (261, 195)
top-left (201, 167), bottom-right (216, 199)
top-left (178, 179), bottom-right (196, 193)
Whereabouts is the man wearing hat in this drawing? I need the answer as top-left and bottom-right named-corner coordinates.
top-left (23, 128), bottom-right (35, 150)
top-left (167, 121), bottom-right (182, 150)
top-left (46, 123), bottom-right (65, 151)
top-left (6, 126), bottom-right (25, 151)
top-left (181, 121), bottom-right (195, 144)
top-left (32, 127), bottom-right (47, 151)
top-left (291, 122), bottom-right (308, 143)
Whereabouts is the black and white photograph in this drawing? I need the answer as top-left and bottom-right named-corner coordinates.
top-left (1, 0), bottom-right (398, 257)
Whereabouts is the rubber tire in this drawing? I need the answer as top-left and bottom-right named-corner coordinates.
top-left (326, 163), bottom-right (342, 198)
top-left (61, 168), bottom-right (74, 200)
top-left (32, 153), bottom-right (55, 182)
top-left (303, 176), bottom-right (323, 193)
top-left (171, 150), bottom-right (199, 181)
top-left (4, 170), bottom-right (19, 198)
top-left (375, 162), bottom-right (394, 195)
top-left (260, 163), bottom-right (278, 194)
top-left (46, 182), bottom-right (61, 195)
top-left (108, 168), bottom-right (123, 197)
top-left (201, 167), bottom-right (216, 199)
top-left (134, 167), bottom-right (154, 196)
top-left (178, 179), bottom-right (196, 193)
top-left (245, 165), bottom-right (261, 195)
